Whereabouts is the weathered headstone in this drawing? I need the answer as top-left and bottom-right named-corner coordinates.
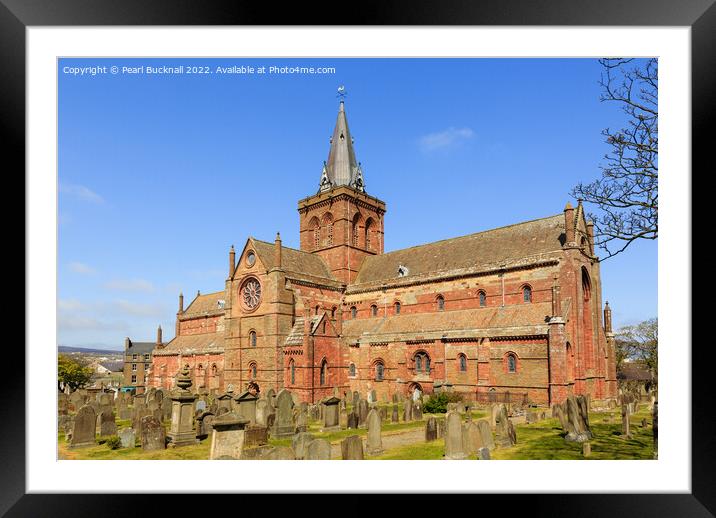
top-left (292, 432), bottom-right (315, 460)
top-left (413, 402), bottom-right (423, 421)
top-left (358, 399), bottom-right (369, 426)
top-left (322, 396), bottom-right (341, 431)
top-left (140, 415), bottom-right (165, 451)
top-left (118, 427), bottom-right (135, 448)
top-left (306, 439), bottom-right (332, 460)
top-left (209, 411), bottom-right (249, 460)
top-left (347, 411), bottom-right (359, 429)
top-left (437, 417), bottom-right (446, 439)
top-left (462, 421), bottom-right (483, 456)
top-left (295, 408), bottom-right (308, 433)
top-left (271, 389), bottom-right (295, 438)
top-left (366, 408), bottom-right (383, 455)
top-left (265, 388), bottom-right (276, 408)
top-left (341, 435), bottom-right (365, 460)
top-left (339, 407), bottom-right (348, 429)
top-left (582, 441), bottom-right (592, 457)
top-left (256, 398), bottom-right (269, 427)
top-left (403, 399), bottom-right (413, 422)
top-left (526, 411), bottom-right (538, 424)
top-left (58, 393), bottom-right (69, 416)
top-left (561, 396), bottom-right (592, 443)
top-left (195, 411), bottom-right (215, 440)
top-left (444, 411), bottom-right (467, 459)
top-left (234, 390), bottom-right (258, 425)
top-left (391, 404), bottom-right (399, 423)
top-left (425, 416), bottom-right (438, 442)
top-left (494, 404), bottom-right (517, 448)
top-left (99, 410), bottom-right (117, 436)
top-left (621, 404), bottom-right (632, 439)
top-left (478, 447), bottom-right (491, 460)
top-left (69, 405), bottom-right (96, 448)
top-left (476, 419), bottom-right (495, 450)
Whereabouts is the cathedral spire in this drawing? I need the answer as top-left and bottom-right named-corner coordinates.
top-left (320, 98), bottom-right (365, 193)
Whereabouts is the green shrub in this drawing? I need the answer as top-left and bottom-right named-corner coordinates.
top-left (97, 437), bottom-right (107, 445)
top-left (423, 392), bottom-right (463, 414)
top-left (105, 435), bottom-right (122, 450)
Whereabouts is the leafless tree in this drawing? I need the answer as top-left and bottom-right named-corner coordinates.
top-left (615, 317), bottom-right (658, 382)
top-left (572, 58), bottom-right (657, 259)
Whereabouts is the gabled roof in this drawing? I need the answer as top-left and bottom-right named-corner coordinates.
top-left (153, 333), bottom-right (224, 356)
top-left (99, 361), bottom-right (124, 372)
top-left (252, 239), bottom-right (335, 281)
top-left (353, 214), bottom-right (565, 287)
top-left (182, 291), bottom-right (226, 318)
top-left (341, 302), bottom-right (558, 343)
top-left (284, 315), bottom-right (324, 346)
top-left (125, 340), bottom-right (157, 355)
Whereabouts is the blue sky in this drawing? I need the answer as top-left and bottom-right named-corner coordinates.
top-left (58, 58), bottom-right (657, 349)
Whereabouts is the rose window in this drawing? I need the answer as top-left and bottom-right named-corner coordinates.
top-left (242, 278), bottom-right (262, 309)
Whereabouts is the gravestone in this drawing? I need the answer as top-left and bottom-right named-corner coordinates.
top-left (368, 389), bottom-right (377, 404)
top-left (366, 408), bottom-right (383, 455)
top-left (118, 427), bottom-right (135, 448)
top-left (476, 419), bottom-right (495, 450)
top-left (292, 432), bottom-right (315, 460)
top-left (490, 404), bottom-right (500, 428)
top-left (295, 407), bottom-right (308, 433)
top-left (478, 447), bottom-right (491, 460)
top-left (322, 397), bottom-right (341, 431)
top-left (437, 417), bottom-right (446, 439)
top-left (167, 366), bottom-right (198, 447)
top-left (140, 415), bottom-right (165, 451)
top-left (526, 412), bottom-right (538, 424)
top-left (217, 392), bottom-right (234, 413)
top-left (341, 435), bottom-right (365, 460)
top-left (161, 397), bottom-right (172, 421)
top-left (244, 425), bottom-right (269, 448)
top-left (462, 422), bottom-right (484, 457)
top-left (413, 402), bottom-right (423, 421)
top-left (352, 391), bottom-right (360, 409)
top-left (494, 404), bottom-right (517, 448)
top-left (69, 405), bottom-right (96, 448)
top-left (195, 411), bottom-right (215, 440)
top-left (195, 399), bottom-right (207, 413)
top-left (582, 441), bottom-right (592, 457)
top-left (425, 417), bottom-right (438, 442)
top-left (392, 393), bottom-right (399, 403)
top-left (339, 407), bottom-right (348, 429)
top-left (306, 439), bottom-right (332, 460)
top-left (562, 396), bottom-right (592, 443)
top-left (148, 400), bottom-right (161, 421)
top-left (358, 399), bottom-right (369, 426)
top-left (621, 404), bottom-right (632, 439)
top-left (209, 411), bottom-right (249, 460)
top-left (652, 402), bottom-right (658, 458)
top-left (378, 406), bottom-right (387, 421)
top-left (403, 399), bottom-right (413, 422)
top-left (444, 411), bottom-right (467, 460)
top-left (69, 391), bottom-right (84, 413)
top-left (132, 408), bottom-right (152, 435)
top-left (234, 390), bottom-right (258, 425)
top-left (58, 393), bottom-right (68, 416)
top-left (347, 412), bottom-right (359, 429)
top-left (99, 410), bottom-right (117, 436)
top-left (391, 404), bottom-right (399, 423)
top-left (271, 389), bottom-right (295, 438)
top-left (256, 398), bottom-right (269, 427)
top-left (265, 388), bottom-right (276, 408)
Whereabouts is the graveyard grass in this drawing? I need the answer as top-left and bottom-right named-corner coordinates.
top-left (58, 407), bottom-right (655, 460)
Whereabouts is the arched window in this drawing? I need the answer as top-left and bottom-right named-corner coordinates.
top-left (322, 213), bottom-right (334, 246)
top-left (331, 307), bottom-right (336, 319)
top-left (349, 363), bottom-right (356, 377)
top-left (309, 216), bottom-right (320, 250)
top-left (249, 362), bottom-right (257, 379)
top-left (322, 320), bottom-right (327, 334)
top-left (365, 218), bottom-right (374, 250)
top-left (394, 301), bottom-right (401, 315)
top-left (289, 359), bottom-right (295, 385)
top-left (507, 353), bottom-right (517, 373)
top-left (523, 285), bottom-right (532, 303)
top-left (478, 290), bottom-right (487, 307)
top-left (197, 364), bottom-right (204, 375)
top-left (458, 354), bottom-right (467, 372)
top-left (374, 361), bottom-right (384, 381)
top-left (351, 306), bottom-right (357, 319)
top-left (414, 352), bottom-right (430, 373)
top-left (352, 213), bottom-right (362, 247)
top-left (211, 364), bottom-right (218, 376)
top-left (320, 360), bottom-right (327, 386)
top-left (315, 305), bottom-right (320, 315)
top-left (371, 304), bottom-right (378, 317)
top-left (437, 295), bottom-right (445, 311)
top-left (582, 267), bottom-right (592, 301)
top-left (249, 330), bottom-right (257, 347)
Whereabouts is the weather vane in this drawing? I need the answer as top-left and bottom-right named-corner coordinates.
top-left (337, 85), bottom-right (347, 100)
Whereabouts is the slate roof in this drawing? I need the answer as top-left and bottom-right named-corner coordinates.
top-left (618, 362), bottom-right (653, 381)
top-left (252, 239), bottom-right (336, 281)
top-left (154, 333), bottom-right (224, 356)
top-left (352, 214), bottom-right (565, 287)
top-left (284, 315), bottom-right (323, 346)
top-left (341, 301), bottom-right (561, 343)
top-left (99, 361), bottom-right (124, 372)
top-left (182, 291), bottom-right (226, 318)
top-left (125, 341), bottom-right (157, 355)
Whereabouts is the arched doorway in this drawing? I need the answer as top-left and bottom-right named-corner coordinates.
top-left (408, 382), bottom-right (423, 401)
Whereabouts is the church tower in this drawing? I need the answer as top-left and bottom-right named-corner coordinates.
top-left (298, 99), bottom-right (386, 284)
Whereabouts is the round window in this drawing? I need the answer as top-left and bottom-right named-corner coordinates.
top-left (246, 251), bottom-right (256, 267)
top-left (241, 278), bottom-right (262, 309)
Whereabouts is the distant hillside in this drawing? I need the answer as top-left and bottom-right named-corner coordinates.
top-left (58, 345), bottom-right (123, 355)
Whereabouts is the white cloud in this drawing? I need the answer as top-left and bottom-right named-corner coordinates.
top-left (112, 299), bottom-right (165, 318)
top-left (68, 261), bottom-right (96, 275)
top-left (58, 298), bottom-right (88, 312)
top-left (104, 279), bottom-right (155, 293)
top-left (59, 183), bottom-right (105, 204)
top-left (419, 127), bottom-right (474, 152)
top-left (58, 314), bottom-right (126, 331)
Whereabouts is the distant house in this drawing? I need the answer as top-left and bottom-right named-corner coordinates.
top-left (123, 327), bottom-right (164, 395)
top-left (617, 360), bottom-right (655, 398)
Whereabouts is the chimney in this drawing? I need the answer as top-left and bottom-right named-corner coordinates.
top-left (124, 337), bottom-right (130, 351)
top-left (229, 245), bottom-right (236, 278)
top-left (564, 202), bottom-right (575, 244)
top-left (178, 292), bottom-right (184, 313)
top-left (551, 274), bottom-right (562, 318)
top-left (275, 232), bottom-right (282, 268)
top-left (157, 325), bottom-right (162, 346)
top-left (604, 301), bottom-right (613, 334)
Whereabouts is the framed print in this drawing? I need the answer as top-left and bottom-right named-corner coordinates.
top-left (3, 0), bottom-right (711, 515)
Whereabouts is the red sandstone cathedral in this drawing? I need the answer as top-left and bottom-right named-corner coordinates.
top-left (150, 99), bottom-right (618, 406)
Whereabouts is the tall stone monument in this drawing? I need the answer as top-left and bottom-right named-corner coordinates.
top-left (167, 366), bottom-right (198, 447)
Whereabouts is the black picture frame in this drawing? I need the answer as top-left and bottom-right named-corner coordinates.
top-left (4, 0), bottom-right (709, 515)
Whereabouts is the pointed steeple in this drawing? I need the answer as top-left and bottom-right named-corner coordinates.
top-left (321, 100), bottom-right (364, 193)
